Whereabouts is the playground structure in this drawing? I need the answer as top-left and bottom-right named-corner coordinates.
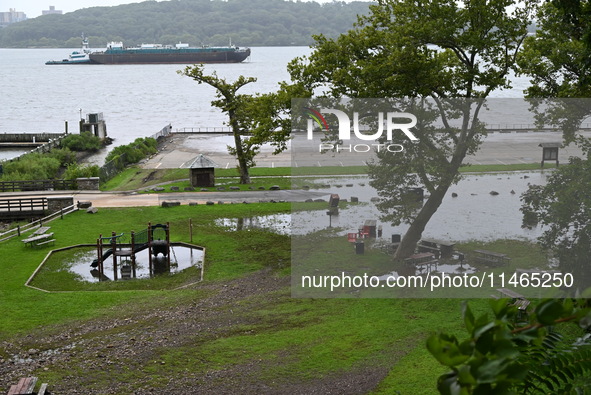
top-left (91, 222), bottom-right (171, 281)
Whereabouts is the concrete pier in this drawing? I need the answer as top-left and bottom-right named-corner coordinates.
top-left (0, 133), bottom-right (65, 148)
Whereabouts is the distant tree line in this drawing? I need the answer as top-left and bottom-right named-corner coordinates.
top-left (0, 0), bottom-right (372, 48)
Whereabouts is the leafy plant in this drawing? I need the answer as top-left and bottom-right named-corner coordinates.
top-left (61, 131), bottom-right (103, 152)
top-left (428, 298), bottom-right (591, 394)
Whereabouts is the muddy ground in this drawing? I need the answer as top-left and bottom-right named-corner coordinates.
top-left (0, 269), bottom-right (392, 394)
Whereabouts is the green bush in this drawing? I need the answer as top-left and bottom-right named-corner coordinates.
top-left (47, 148), bottom-right (77, 166)
top-left (62, 163), bottom-right (100, 179)
top-left (1, 154), bottom-right (61, 180)
top-left (105, 137), bottom-right (157, 165)
top-left (61, 132), bottom-right (103, 152)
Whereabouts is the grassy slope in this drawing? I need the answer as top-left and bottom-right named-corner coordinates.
top-left (1, 168), bottom-right (551, 392)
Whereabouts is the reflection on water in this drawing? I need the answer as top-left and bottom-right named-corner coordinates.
top-left (64, 245), bottom-right (203, 282)
top-left (293, 171), bottom-right (548, 242)
top-left (215, 214), bottom-right (291, 235)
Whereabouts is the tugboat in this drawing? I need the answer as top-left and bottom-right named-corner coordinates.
top-left (45, 35), bottom-right (92, 65)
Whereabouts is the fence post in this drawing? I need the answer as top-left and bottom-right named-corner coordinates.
top-left (17, 225), bottom-right (20, 237)
top-left (60, 208), bottom-right (64, 219)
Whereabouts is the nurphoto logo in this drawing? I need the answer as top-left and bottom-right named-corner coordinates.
top-left (305, 107), bottom-right (418, 153)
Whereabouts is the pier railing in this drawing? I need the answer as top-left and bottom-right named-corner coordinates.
top-left (174, 127), bottom-right (232, 134)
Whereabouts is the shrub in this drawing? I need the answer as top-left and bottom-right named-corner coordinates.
top-left (61, 132), bottom-right (102, 152)
top-left (62, 163), bottom-right (100, 179)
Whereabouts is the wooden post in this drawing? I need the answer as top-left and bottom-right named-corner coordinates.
top-left (166, 222), bottom-right (171, 270)
top-left (190, 218), bottom-right (193, 243)
top-left (148, 222), bottom-right (153, 277)
top-left (131, 230), bottom-right (137, 278)
top-left (97, 236), bottom-right (103, 280)
top-left (111, 231), bottom-right (118, 281)
top-left (17, 225), bottom-right (20, 237)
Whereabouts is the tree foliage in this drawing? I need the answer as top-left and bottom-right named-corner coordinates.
top-left (428, 299), bottom-right (591, 393)
top-left (0, 0), bottom-right (372, 48)
top-left (179, 64), bottom-right (298, 184)
top-left (289, 0), bottom-right (536, 258)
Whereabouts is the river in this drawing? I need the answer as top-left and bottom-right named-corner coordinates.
top-left (0, 46), bottom-right (531, 161)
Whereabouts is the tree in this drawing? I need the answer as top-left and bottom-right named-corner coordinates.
top-left (521, 140), bottom-right (591, 291)
top-left (518, 1), bottom-right (591, 287)
top-left (179, 65), bottom-right (296, 184)
top-left (289, 0), bottom-right (536, 259)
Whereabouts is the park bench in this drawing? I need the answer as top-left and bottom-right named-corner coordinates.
top-left (7, 377), bottom-right (49, 395)
top-left (404, 252), bottom-right (438, 265)
top-left (35, 239), bottom-right (56, 247)
top-left (473, 249), bottom-right (510, 266)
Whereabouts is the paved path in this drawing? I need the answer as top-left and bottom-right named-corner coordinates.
top-left (1, 189), bottom-right (329, 208)
top-left (4, 130), bottom-right (590, 208)
top-left (143, 131), bottom-right (591, 169)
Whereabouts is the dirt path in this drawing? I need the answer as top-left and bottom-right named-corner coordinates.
top-left (0, 269), bottom-right (392, 394)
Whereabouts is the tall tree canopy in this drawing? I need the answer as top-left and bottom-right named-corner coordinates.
top-left (289, 0), bottom-right (536, 259)
top-left (519, 0), bottom-right (591, 290)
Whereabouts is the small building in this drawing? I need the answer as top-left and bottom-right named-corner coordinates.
top-left (80, 112), bottom-right (108, 140)
top-left (42, 6), bottom-right (63, 15)
top-left (182, 154), bottom-right (218, 187)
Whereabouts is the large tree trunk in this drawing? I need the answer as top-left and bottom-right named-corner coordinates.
top-left (393, 181), bottom-right (453, 259)
top-left (229, 111), bottom-right (251, 184)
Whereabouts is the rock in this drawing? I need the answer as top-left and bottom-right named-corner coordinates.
top-left (161, 201), bottom-right (181, 208)
top-left (184, 187), bottom-right (195, 191)
top-left (269, 185), bottom-right (281, 190)
top-left (230, 186), bottom-right (241, 191)
top-left (77, 201), bottom-right (92, 209)
top-left (351, 197), bottom-right (359, 203)
top-left (189, 202), bottom-right (198, 206)
top-left (217, 187), bottom-right (226, 191)
top-left (206, 201), bottom-right (215, 205)
top-left (201, 188), bottom-right (209, 192)
top-left (258, 186), bottom-right (265, 190)
top-left (86, 207), bottom-right (98, 214)
top-left (170, 186), bottom-right (180, 191)
top-left (217, 201), bottom-right (225, 205)
top-left (489, 191), bottom-right (499, 196)
top-left (370, 197), bottom-right (380, 202)
top-left (510, 190), bottom-right (516, 194)
top-left (451, 192), bottom-right (458, 198)
top-left (305, 199), bottom-right (314, 203)
top-left (153, 187), bottom-right (165, 192)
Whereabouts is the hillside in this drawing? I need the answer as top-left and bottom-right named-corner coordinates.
top-left (0, 0), bottom-right (373, 48)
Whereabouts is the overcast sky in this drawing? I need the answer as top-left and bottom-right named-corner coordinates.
top-left (12, 0), bottom-right (369, 19)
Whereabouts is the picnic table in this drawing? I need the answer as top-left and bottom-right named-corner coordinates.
top-left (496, 288), bottom-right (531, 315)
top-left (473, 249), bottom-right (510, 266)
top-left (32, 226), bottom-right (50, 235)
top-left (418, 238), bottom-right (456, 259)
top-left (22, 232), bottom-right (54, 247)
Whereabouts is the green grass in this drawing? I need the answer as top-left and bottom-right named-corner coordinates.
top-left (0, 196), bottom-right (553, 392)
top-left (100, 163), bottom-right (553, 192)
top-left (0, 203), bottom-right (291, 336)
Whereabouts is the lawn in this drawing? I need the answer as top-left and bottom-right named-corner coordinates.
top-left (0, 201), bottom-right (546, 393)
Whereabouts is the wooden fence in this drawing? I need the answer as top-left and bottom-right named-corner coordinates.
top-left (0, 179), bottom-right (76, 192)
